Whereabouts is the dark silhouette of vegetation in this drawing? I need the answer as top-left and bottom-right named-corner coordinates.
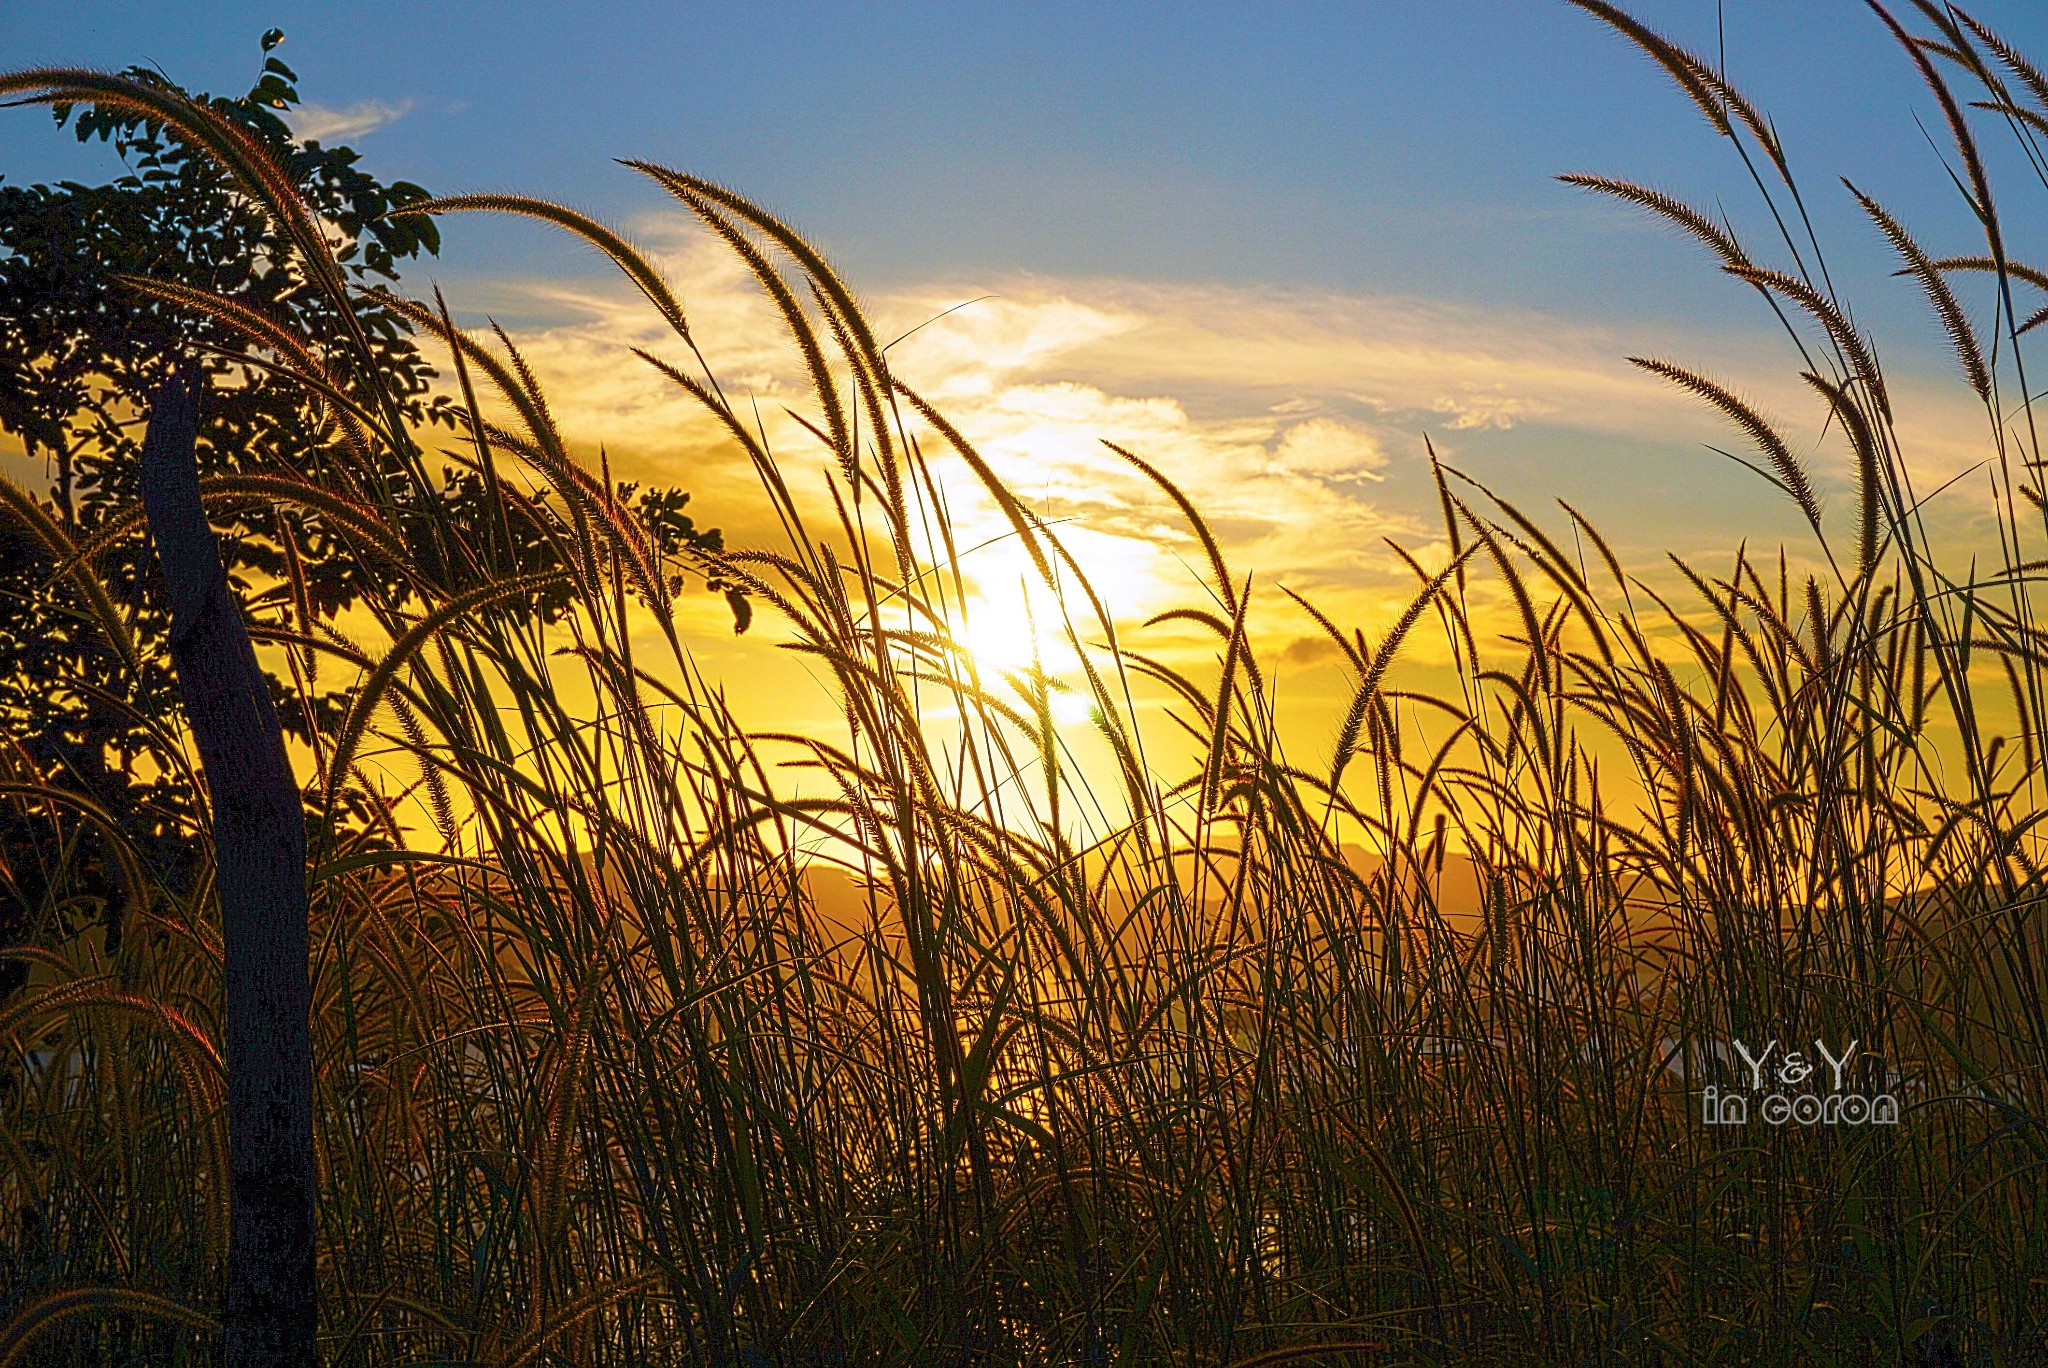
top-left (0, 33), bottom-right (741, 1003)
top-left (141, 368), bottom-right (315, 1366)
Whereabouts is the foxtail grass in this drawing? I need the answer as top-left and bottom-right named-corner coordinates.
top-left (5, 3), bottom-right (2048, 1363)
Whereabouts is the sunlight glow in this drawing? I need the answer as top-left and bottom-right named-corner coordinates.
top-left (950, 588), bottom-right (1094, 727)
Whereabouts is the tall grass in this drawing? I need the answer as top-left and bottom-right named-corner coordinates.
top-left (4, 2), bottom-right (2048, 1362)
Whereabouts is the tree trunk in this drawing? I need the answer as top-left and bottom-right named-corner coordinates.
top-left (140, 371), bottom-right (317, 1366)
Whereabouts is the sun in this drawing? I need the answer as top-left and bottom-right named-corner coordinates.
top-left (949, 586), bottom-right (1095, 725)
top-left (953, 590), bottom-right (1053, 676)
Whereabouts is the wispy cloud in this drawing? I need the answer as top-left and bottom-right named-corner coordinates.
top-left (425, 211), bottom-right (2002, 681)
top-left (290, 99), bottom-right (413, 143)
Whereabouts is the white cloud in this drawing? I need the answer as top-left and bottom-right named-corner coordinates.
top-left (290, 99), bottom-right (412, 143)
top-left (1271, 418), bottom-right (1387, 481)
top-left (419, 211), bottom-right (2004, 669)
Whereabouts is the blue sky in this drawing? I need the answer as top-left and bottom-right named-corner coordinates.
top-left (9, 2), bottom-right (2044, 327)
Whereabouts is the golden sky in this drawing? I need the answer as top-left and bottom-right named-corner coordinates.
top-left (0, 204), bottom-right (2013, 849)
top-left (433, 213), bottom-right (2005, 741)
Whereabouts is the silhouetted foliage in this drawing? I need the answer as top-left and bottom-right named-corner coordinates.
top-left (0, 35), bottom-right (740, 992)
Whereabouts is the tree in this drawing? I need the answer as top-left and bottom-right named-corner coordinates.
top-left (0, 32), bottom-right (740, 997)
top-left (142, 368), bottom-right (317, 1367)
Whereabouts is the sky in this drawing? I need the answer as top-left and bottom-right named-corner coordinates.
top-left (5, 1), bottom-right (2046, 775)
top-left (9, 2), bottom-right (2043, 315)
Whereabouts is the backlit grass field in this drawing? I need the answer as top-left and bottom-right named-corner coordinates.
top-left (4, 3), bottom-right (2048, 1363)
